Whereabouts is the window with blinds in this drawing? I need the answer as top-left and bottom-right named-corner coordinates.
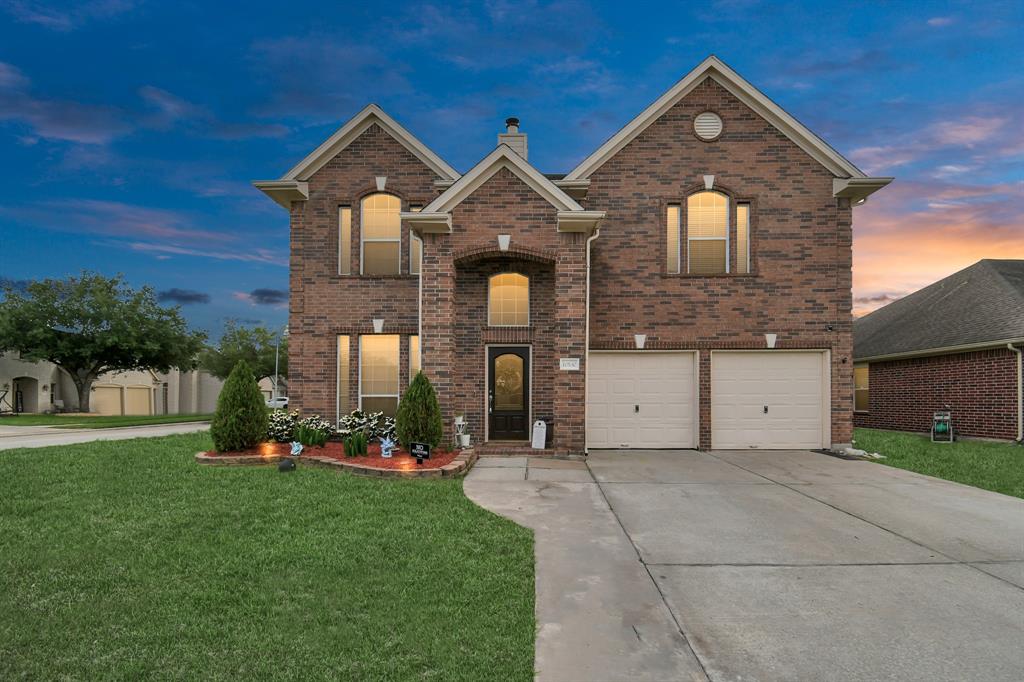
top-left (361, 193), bottom-right (401, 275)
top-left (687, 191), bottom-right (729, 274)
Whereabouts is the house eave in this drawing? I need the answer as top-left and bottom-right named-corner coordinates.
top-left (855, 337), bottom-right (1024, 364)
top-left (253, 180), bottom-right (309, 209)
top-left (834, 177), bottom-right (894, 204)
top-left (557, 210), bottom-right (606, 233)
top-left (401, 211), bottom-right (452, 234)
top-left (554, 179), bottom-right (590, 200)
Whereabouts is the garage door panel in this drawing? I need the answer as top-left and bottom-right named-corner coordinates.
top-left (92, 386), bottom-right (122, 415)
top-left (712, 352), bottom-right (826, 450)
top-left (587, 352), bottom-right (696, 449)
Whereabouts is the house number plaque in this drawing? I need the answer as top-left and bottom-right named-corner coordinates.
top-left (559, 358), bottom-right (580, 371)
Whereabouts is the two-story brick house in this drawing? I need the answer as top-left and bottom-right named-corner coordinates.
top-left (255, 56), bottom-right (890, 454)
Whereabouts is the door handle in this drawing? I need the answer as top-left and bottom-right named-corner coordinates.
top-left (634, 404), bottom-right (639, 413)
top-left (763, 405), bottom-right (768, 414)
top-left (489, 391), bottom-right (494, 414)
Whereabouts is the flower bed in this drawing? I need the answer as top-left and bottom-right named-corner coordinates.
top-left (195, 441), bottom-right (475, 479)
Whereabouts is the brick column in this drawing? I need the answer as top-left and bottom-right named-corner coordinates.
top-left (553, 233), bottom-right (588, 452)
top-left (420, 232), bottom-right (457, 443)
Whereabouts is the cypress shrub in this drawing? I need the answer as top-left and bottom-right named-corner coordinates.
top-left (210, 360), bottom-right (269, 452)
top-left (396, 371), bottom-right (444, 448)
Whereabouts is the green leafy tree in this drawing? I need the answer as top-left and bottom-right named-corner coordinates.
top-left (210, 360), bottom-right (269, 452)
top-left (395, 372), bottom-right (444, 448)
top-left (200, 320), bottom-right (287, 383)
top-left (0, 272), bottom-right (205, 413)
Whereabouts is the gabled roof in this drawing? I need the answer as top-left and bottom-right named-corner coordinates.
top-left (565, 55), bottom-right (888, 195)
top-left (854, 260), bottom-right (1024, 361)
top-left (404, 145), bottom-right (604, 233)
top-left (254, 104), bottom-right (459, 207)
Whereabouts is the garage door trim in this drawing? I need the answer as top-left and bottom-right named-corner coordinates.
top-left (710, 349), bottom-right (831, 450)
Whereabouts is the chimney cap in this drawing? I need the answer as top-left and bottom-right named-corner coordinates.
top-left (505, 116), bottom-right (520, 128)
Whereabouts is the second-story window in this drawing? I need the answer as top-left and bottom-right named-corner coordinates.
top-left (361, 193), bottom-right (401, 275)
top-left (488, 273), bottom-right (529, 326)
top-left (687, 190), bottom-right (729, 275)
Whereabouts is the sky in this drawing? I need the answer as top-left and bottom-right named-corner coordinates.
top-left (0, 0), bottom-right (1022, 337)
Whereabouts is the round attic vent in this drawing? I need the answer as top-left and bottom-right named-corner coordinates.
top-left (694, 112), bottom-right (723, 140)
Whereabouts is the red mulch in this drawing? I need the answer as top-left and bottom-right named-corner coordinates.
top-left (203, 441), bottom-right (459, 469)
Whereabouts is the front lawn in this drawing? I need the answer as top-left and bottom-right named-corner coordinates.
top-left (0, 433), bottom-right (535, 680)
top-left (0, 413), bottom-right (213, 428)
top-left (854, 427), bottom-right (1024, 499)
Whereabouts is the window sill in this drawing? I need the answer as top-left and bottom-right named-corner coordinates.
top-left (854, 410), bottom-right (869, 414)
top-left (663, 272), bottom-right (759, 279)
top-left (331, 274), bottom-right (419, 280)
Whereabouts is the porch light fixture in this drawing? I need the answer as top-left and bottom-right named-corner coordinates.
top-left (497, 234), bottom-right (511, 251)
top-left (634, 334), bottom-right (647, 349)
top-left (703, 174), bottom-right (715, 190)
top-left (372, 318), bottom-right (385, 333)
top-left (765, 333), bottom-right (777, 349)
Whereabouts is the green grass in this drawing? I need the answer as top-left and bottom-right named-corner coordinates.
top-left (0, 413), bottom-right (213, 428)
top-left (0, 433), bottom-right (535, 680)
top-left (854, 427), bottom-right (1024, 499)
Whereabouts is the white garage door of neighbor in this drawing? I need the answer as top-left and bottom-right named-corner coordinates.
top-left (587, 352), bottom-right (697, 449)
top-left (711, 351), bottom-right (827, 449)
top-left (92, 386), bottom-right (122, 415)
top-left (124, 386), bottom-right (153, 416)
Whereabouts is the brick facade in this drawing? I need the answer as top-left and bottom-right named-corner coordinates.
top-left (280, 75), bottom-right (860, 453)
top-left (854, 349), bottom-right (1019, 440)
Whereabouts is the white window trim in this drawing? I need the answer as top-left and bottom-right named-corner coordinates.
top-left (686, 192), bottom-right (730, 275)
top-left (487, 272), bottom-right (530, 327)
top-left (358, 335), bottom-right (401, 413)
top-left (360, 195), bottom-right (401, 276)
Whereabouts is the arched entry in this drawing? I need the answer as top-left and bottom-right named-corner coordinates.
top-left (12, 376), bottom-right (39, 413)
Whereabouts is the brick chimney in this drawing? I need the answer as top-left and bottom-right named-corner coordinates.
top-left (498, 117), bottom-right (528, 159)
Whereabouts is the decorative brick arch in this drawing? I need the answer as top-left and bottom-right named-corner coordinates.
top-left (452, 243), bottom-right (558, 266)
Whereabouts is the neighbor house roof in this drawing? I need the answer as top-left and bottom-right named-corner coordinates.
top-left (854, 260), bottom-right (1024, 361)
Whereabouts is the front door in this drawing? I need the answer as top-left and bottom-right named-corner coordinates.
top-left (488, 347), bottom-right (529, 440)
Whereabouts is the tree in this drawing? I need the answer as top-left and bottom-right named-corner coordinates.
top-left (210, 360), bottom-right (268, 452)
top-left (200, 320), bottom-right (287, 384)
top-left (0, 272), bottom-right (205, 413)
top-left (395, 372), bottom-right (444, 448)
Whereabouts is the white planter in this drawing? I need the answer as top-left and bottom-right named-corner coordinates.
top-left (634, 334), bottom-right (647, 349)
top-left (458, 434), bottom-right (471, 448)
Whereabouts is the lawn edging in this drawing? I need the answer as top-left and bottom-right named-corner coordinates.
top-left (194, 447), bottom-right (477, 479)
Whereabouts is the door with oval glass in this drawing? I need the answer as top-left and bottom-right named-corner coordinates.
top-left (488, 346), bottom-right (529, 440)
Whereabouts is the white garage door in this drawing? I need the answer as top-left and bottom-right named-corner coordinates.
top-left (124, 386), bottom-right (153, 416)
top-left (712, 351), bottom-right (828, 449)
top-left (587, 352), bottom-right (697, 449)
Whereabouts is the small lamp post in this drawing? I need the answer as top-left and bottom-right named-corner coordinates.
top-left (273, 324), bottom-right (289, 400)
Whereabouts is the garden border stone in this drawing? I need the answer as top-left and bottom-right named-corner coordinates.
top-left (194, 447), bottom-right (477, 479)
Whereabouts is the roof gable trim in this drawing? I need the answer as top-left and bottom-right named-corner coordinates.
top-left (565, 55), bottom-right (868, 181)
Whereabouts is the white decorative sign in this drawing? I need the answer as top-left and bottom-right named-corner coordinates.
top-left (559, 357), bottom-right (580, 371)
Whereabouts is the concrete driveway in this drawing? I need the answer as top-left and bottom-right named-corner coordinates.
top-left (0, 422), bottom-right (209, 450)
top-left (465, 450), bottom-right (1024, 682)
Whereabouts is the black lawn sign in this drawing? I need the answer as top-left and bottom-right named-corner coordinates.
top-left (410, 442), bottom-right (431, 464)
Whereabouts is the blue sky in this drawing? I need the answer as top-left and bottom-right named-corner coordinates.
top-left (1, 0), bottom-right (1022, 337)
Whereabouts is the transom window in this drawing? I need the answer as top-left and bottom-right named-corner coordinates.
top-left (360, 335), bottom-right (400, 416)
top-left (488, 273), bottom-right (529, 327)
top-left (361, 193), bottom-right (401, 275)
top-left (687, 190), bottom-right (729, 274)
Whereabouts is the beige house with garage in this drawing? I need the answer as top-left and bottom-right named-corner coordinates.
top-left (0, 352), bottom-right (276, 416)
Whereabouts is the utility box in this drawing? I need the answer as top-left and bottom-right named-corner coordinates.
top-left (531, 420), bottom-right (547, 450)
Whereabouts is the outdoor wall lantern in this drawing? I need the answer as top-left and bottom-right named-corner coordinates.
top-left (634, 334), bottom-right (647, 349)
top-left (372, 318), bottom-right (385, 333)
top-left (765, 333), bottom-right (777, 349)
top-left (497, 234), bottom-right (511, 251)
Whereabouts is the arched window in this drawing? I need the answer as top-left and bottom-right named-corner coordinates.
top-left (686, 190), bottom-right (728, 274)
top-left (360, 193), bottom-right (401, 275)
top-left (488, 273), bottom-right (529, 326)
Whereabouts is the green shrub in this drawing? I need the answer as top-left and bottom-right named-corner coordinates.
top-left (295, 423), bottom-right (329, 447)
top-left (396, 371), bottom-right (443, 448)
top-left (210, 360), bottom-right (269, 452)
top-left (343, 430), bottom-right (367, 457)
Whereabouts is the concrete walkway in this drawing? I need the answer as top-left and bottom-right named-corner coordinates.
top-left (465, 450), bottom-right (1024, 681)
top-left (0, 422), bottom-right (209, 450)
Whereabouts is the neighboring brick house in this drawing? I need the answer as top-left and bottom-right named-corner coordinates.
top-left (854, 259), bottom-right (1024, 441)
top-left (256, 56), bottom-right (891, 453)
